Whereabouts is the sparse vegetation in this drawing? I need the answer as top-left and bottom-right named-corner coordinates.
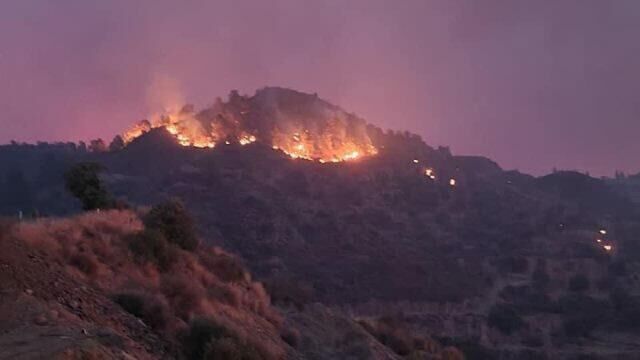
top-left (182, 318), bottom-right (269, 360)
top-left (6, 209), bottom-right (286, 358)
top-left (359, 316), bottom-right (464, 359)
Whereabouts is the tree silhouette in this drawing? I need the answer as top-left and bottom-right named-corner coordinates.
top-left (64, 162), bottom-right (111, 210)
top-left (109, 135), bottom-right (125, 151)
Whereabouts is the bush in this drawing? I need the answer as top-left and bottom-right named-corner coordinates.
top-left (182, 318), bottom-right (267, 360)
top-left (113, 292), bottom-right (169, 330)
top-left (568, 274), bottom-right (590, 293)
top-left (200, 252), bottom-right (246, 283)
top-left (143, 200), bottom-right (198, 251)
top-left (161, 275), bottom-right (204, 321)
top-left (488, 304), bottom-right (525, 335)
top-left (127, 229), bottom-right (177, 270)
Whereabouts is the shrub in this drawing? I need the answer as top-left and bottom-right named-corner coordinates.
top-left (143, 200), bottom-right (198, 251)
top-left (568, 274), bottom-right (590, 293)
top-left (207, 284), bottom-right (240, 306)
top-left (488, 304), bottom-right (525, 335)
top-left (200, 252), bottom-right (246, 283)
top-left (182, 318), bottom-right (267, 360)
top-left (161, 275), bottom-right (204, 321)
top-left (127, 229), bottom-right (177, 270)
top-left (113, 291), bottom-right (169, 330)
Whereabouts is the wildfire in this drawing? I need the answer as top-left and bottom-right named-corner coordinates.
top-left (122, 95), bottom-right (378, 164)
top-left (239, 135), bottom-right (257, 146)
top-left (269, 128), bottom-right (377, 162)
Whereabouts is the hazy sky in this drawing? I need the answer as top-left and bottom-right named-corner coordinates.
top-left (1, 0), bottom-right (639, 176)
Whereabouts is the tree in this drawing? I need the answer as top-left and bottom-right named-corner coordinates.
top-left (64, 162), bottom-right (111, 210)
top-left (109, 135), bottom-right (125, 151)
top-left (89, 138), bottom-right (107, 152)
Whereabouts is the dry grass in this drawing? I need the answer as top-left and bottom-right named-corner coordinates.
top-left (8, 210), bottom-right (286, 359)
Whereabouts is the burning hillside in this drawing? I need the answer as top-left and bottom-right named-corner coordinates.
top-left (123, 87), bottom-right (378, 163)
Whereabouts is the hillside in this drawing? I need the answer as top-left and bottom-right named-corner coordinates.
top-left (2, 87), bottom-right (640, 358)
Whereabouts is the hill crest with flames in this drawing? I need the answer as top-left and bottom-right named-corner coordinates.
top-left (124, 87), bottom-right (378, 163)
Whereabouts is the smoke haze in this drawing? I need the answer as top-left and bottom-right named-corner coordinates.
top-left (1, 0), bottom-right (639, 175)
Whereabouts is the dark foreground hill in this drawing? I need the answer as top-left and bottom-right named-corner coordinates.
top-left (2, 87), bottom-right (640, 358)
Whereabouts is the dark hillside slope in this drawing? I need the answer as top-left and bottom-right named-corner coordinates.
top-left (1, 88), bottom-right (637, 308)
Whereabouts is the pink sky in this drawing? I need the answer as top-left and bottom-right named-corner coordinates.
top-left (1, 0), bottom-right (639, 176)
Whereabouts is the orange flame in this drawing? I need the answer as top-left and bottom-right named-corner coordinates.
top-left (123, 102), bottom-right (377, 163)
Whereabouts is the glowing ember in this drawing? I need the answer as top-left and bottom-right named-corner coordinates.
top-left (239, 135), bottom-right (257, 145)
top-left (343, 151), bottom-right (360, 160)
top-left (413, 159), bottom-right (419, 163)
top-left (599, 229), bottom-right (607, 235)
top-left (449, 178), bottom-right (457, 186)
top-left (603, 245), bottom-right (613, 251)
top-left (596, 239), bottom-right (602, 243)
top-left (425, 168), bottom-right (434, 177)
